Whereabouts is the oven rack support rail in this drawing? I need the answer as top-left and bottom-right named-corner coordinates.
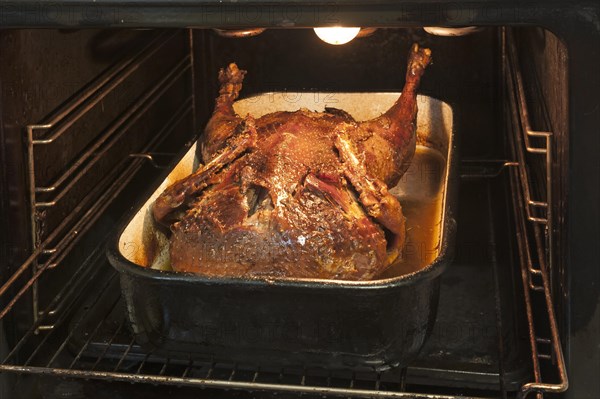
top-left (504, 28), bottom-right (568, 399)
top-left (0, 28), bottom-right (567, 399)
top-left (0, 30), bottom-right (194, 331)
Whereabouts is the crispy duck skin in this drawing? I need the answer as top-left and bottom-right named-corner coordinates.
top-left (153, 44), bottom-right (432, 280)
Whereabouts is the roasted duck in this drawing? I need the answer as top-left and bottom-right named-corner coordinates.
top-left (153, 44), bottom-right (432, 280)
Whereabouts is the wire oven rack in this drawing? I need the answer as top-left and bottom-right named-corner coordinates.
top-left (1, 28), bottom-right (566, 399)
top-left (503, 28), bottom-right (568, 399)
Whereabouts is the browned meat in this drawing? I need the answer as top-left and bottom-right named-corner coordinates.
top-left (153, 44), bottom-right (431, 280)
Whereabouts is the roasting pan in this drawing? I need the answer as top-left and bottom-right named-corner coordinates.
top-left (108, 92), bottom-right (458, 371)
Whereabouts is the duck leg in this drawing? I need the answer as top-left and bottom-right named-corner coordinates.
top-left (359, 44), bottom-right (432, 187)
top-left (200, 63), bottom-right (246, 163)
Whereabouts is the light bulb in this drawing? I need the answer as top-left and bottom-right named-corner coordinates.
top-left (313, 27), bottom-right (361, 45)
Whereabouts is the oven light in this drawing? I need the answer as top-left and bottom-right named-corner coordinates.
top-left (423, 26), bottom-right (483, 36)
top-left (313, 27), bottom-right (361, 45)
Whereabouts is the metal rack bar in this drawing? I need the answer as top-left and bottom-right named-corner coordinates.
top-left (135, 353), bottom-right (153, 375)
top-left (504, 28), bottom-right (568, 399)
top-left (206, 361), bottom-right (216, 379)
top-left (251, 366), bottom-right (260, 383)
top-left (181, 358), bottom-right (194, 379)
top-left (487, 181), bottom-right (508, 399)
top-left (128, 153), bottom-right (175, 169)
top-left (159, 358), bottom-right (170, 376)
top-left (0, 364), bottom-right (489, 399)
top-left (460, 159), bottom-right (519, 179)
top-left (398, 368), bottom-right (407, 391)
top-left (114, 338), bottom-right (136, 372)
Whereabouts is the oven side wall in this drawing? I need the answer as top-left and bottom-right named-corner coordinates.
top-left (0, 33), bottom-right (138, 396)
top-left (559, 10), bottom-right (600, 399)
top-left (0, 30), bottom-right (197, 398)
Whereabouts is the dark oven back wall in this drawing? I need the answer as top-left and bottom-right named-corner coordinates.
top-left (196, 27), bottom-right (502, 159)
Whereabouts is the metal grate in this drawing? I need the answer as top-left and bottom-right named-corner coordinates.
top-left (0, 28), bottom-right (567, 399)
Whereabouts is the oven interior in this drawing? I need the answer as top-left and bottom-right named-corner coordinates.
top-left (0, 27), bottom-right (568, 398)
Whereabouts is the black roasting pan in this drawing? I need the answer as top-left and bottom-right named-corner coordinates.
top-left (107, 92), bottom-right (458, 371)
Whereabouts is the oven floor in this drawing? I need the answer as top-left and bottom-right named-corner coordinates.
top-left (10, 177), bottom-right (531, 398)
